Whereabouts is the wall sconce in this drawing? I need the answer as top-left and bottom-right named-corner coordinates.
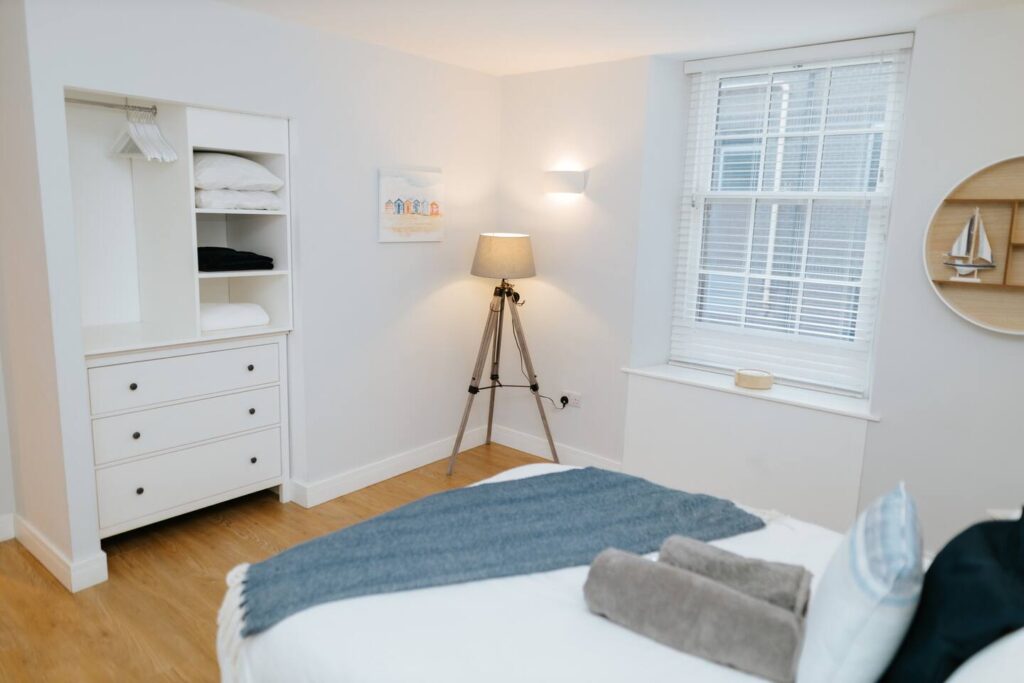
top-left (544, 170), bottom-right (587, 194)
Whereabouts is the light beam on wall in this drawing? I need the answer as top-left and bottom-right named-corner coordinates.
top-left (544, 170), bottom-right (587, 195)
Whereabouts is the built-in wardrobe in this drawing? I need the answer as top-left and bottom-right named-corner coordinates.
top-left (65, 91), bottom-right (293, 539)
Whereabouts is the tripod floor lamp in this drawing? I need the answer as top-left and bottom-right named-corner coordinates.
top-left (447, 233), bottom-right (559, 475)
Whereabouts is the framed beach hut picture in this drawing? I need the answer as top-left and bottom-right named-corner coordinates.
top-left (378, 167), bottom-right (444, 242)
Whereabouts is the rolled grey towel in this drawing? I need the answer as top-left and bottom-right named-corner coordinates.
top-left (584, 548), bottom-right (804, 683)
top-left (658, 535), bottom-right (813, 616)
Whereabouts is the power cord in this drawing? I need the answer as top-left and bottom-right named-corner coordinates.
top-left (485, 381), bottom-right (566, 411)
top-left (508, 297), bottom-right (567, 411)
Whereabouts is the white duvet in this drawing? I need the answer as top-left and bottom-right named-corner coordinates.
top-left (225, 464), bottom-right (843, 682)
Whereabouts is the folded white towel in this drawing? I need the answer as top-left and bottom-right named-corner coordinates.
top-left (200, 303), bottom-right (270, 332)
top-left (196, 189), bottom-right (282, 211)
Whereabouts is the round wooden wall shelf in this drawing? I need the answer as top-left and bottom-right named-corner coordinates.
top-left (925, 157), bottom-right (1024, 334)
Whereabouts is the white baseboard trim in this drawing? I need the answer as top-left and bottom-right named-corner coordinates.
top-left (292, 426), bottom-right (488, 508)
top-left (289, 423), bottom-right (620, 509)
top-left (14, 516), bottom-right (108, 592)
top-left (489, 424), bottom-right (622, 471)
top-left (0, 513), bottom-right (13, 542)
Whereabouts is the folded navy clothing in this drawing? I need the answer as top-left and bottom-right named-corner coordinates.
top-left (880, 512), bottom-right (1024, 682)
top-left (199, 260), bottom-right (274, 272)
top-left (198, 246), bottom-right (273, 272)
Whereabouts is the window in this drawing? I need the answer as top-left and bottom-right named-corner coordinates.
top-left (671, 47), bottom-right (909, 396)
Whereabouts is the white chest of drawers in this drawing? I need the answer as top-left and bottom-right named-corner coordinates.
top-left (87, 335), bottom-right (290, 538)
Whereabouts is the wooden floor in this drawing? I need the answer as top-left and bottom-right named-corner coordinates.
top-left (0, 443), bottom-right (543, 682)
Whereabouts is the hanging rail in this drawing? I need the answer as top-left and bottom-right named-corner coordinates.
top-left (64, 97), bottom-right (158, 115)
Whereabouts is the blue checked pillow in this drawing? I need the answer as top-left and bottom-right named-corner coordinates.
top-left (798, 483), bottom-right (924, 683)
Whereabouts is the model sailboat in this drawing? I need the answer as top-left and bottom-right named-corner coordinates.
top-left (944, 207), bottom-right (995, 282)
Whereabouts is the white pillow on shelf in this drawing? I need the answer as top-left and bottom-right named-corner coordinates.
top-left (797, 482), bottom-right (924, 683)
top-left (194, 152), bottom-right (283, 191)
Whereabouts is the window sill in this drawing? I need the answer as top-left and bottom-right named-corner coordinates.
top-left (622, 364), bottom-right (879, 422)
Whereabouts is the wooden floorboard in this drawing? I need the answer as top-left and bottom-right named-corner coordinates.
top-left (0, 443), bottom-right (544, 682)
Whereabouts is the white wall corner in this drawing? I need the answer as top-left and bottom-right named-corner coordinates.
top-left (0, 513), bottom-right (13, 542)
top-left (489, 424), bottom-right (622, 471)
top-left (291, 426), bottom-right (488, 508)
top-left (628, 56), bottom-right (687, 368)
top-left (14, 516), bottom-right (107, 592)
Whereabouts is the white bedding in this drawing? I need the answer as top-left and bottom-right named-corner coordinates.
top-left (227, 464), bottom-right (843, 682)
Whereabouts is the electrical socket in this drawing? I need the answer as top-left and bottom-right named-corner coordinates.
top-left (561, 391), bottom-right (582, 408)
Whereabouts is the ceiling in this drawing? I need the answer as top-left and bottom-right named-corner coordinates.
top-left (222, 0), bottom-right (1016, 75)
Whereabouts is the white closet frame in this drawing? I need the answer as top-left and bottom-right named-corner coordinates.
top-left (65, 92), bottom-right (296, 540)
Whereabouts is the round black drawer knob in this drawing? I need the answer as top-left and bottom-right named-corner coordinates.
top-left (247, 364), bottom-right (255, 372)
top-left (250, 457), bottom-right (258, 464)
top-left (249, 408), bottom-right (256, 415)
top-left (132, 431), bottom-right (141, 440)
top-left (136, 487), bottom-right (144, 495)
top-left (129, 383), bottom-right (138, 391)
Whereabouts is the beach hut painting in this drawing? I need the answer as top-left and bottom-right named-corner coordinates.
top-left (379, 167), bottom-right (444, 242)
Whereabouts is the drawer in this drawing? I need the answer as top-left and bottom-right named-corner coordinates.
top-left (89, 344), bottom-right (279, 414)
top-left (92, 386), bottom-right (280, 466)
top-left (96, 428), bottom-right (281, 530)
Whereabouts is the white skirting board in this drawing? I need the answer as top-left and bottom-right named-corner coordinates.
top-left (488, 424), bottom-right (622, 471)
top-left (14, 516), bottom-right (108, 592)
top-left (291, 424), bottom-right (621, 509)
top-left (0, 513), bottom-right (13, 542)
top-left (292, 423), bottom-right (618, 509)
top-left (291, 426), bottom-right (488, 508)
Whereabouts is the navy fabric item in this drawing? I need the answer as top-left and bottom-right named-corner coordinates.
top-left (880, 511), bottom-right (1024, 682)
top-left (240, 467), bottom-right (765, 636)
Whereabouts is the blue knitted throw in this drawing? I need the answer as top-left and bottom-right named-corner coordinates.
top-left (239, 467), bottom-right (764, 636)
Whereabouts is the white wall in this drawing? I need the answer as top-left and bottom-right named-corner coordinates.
top-left (65, 104), bottom-right (141, 328)
top-left (859, 5), bottom-right (1024, 548)
top-left (0, 351), bottom-right (14, 541)
top-left (493, 57), bottom-right (684, 466)
top-left (624, 374), bottom-right (867, 531)
top-left (0, 57), bottom-right (18, 534)
top-left (8, 0), bottom-right (501, 587)
top-left (630, 58), bottom-right (687, 368)
top-left (0, 0), bottom-right (77, 564)
top-left (497, 6), bottom-right (1024, 548)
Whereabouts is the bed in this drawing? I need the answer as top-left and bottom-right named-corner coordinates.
top-left (221, 463), bottom-right (843, 682)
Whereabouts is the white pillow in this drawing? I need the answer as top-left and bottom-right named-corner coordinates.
top-left (194, 152), bottom-right (283, 191)
top-left (195, 189), bottom-right (282, 211)
top-left (946, 629), bottom-right (1024, 683)
top-left (798, 483), bottom-right (924, 683)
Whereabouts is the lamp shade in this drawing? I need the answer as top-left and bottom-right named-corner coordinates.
top-left (471, 233), bottom-right (536, 279)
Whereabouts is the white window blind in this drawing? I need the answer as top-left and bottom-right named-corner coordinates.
top-left (671, 46), bottom-right (909, 396)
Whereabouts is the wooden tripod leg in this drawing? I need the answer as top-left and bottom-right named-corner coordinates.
top-left (507, 297), bottom-right (559, 463)
top-left (485, 292), bottom-right (506, 444)
top-left (447, 294), bottom-right (501, 475)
